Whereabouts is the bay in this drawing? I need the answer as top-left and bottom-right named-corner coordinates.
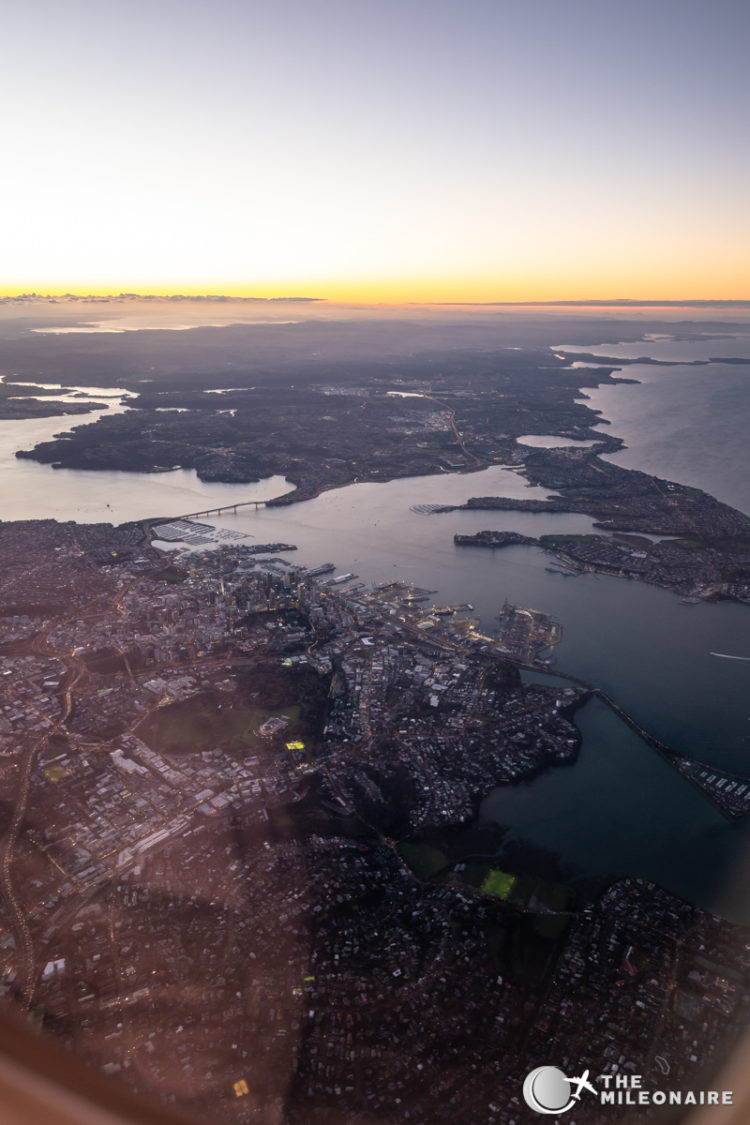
top-left (480, 698), bottom-right (750, 923)
top-left (2, 353), bottom-right (750, 919)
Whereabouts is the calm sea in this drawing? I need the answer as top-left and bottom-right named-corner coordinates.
top-left (559, 334), bottom-right (750, 515)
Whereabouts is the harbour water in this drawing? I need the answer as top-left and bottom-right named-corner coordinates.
top-left (559, 335), bottom-right (750, 515)
top-left (0, 379), bottom-right (287, 523)
top-left (480, 698), bottom-right (750, 924)
top-left (2, 340), bottom-right (750, 919)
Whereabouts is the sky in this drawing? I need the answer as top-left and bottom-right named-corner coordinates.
top-left (2, 0), bottom-right (749, 302)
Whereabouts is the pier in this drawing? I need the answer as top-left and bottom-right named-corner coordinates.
top-left (509, 658), bottom-right (678, 759)
top-left (509, 657), bottom-right (750, 825)
top-left (592, 688), bottom-right (678, 760)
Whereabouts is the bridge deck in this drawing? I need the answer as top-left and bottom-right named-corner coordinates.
top-left (170, 500), bottom-right (269, 520)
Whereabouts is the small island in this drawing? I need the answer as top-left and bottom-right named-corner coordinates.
top-left (454, 530), bottom-right (538, 548)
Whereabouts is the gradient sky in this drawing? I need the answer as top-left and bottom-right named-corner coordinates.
top-left (3, 0), bottom-right (749, 301)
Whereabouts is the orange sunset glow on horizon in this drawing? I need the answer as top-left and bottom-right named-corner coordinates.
top-left (2, 259), bottom-right (749, 308)
top-left (3, 0), bottom-right (748, 306)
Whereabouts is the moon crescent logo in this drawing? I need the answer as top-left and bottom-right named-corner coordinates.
top-left (522, 1067), bottom-right (575, 1115)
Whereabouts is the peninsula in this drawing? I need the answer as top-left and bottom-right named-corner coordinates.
top-left (12, 343), bottom-right (627, 499)
top-left (448, 447), bottom-right (750, 604)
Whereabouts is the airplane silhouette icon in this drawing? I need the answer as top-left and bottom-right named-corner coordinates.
top-left (565, 1070), bottom-right (598, 1101)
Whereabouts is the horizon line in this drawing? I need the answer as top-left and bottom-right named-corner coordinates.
top-left (1, 293), bottom-right (750, 308)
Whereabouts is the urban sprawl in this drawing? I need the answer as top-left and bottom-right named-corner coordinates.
top-left (0, 518), bottom-right (749, 1123)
